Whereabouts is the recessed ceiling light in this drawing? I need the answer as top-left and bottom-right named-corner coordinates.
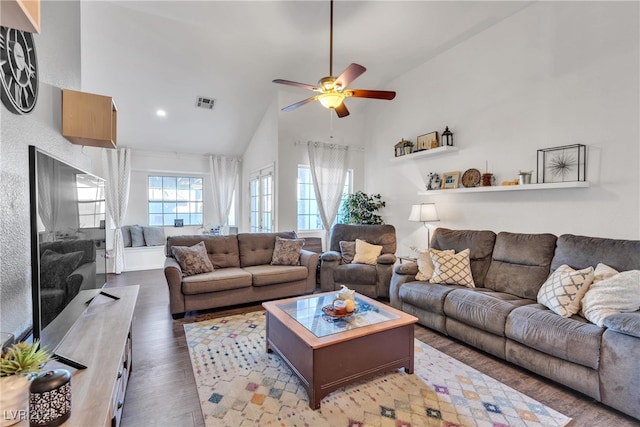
top-left (156, 109), bottom-right (167, 117)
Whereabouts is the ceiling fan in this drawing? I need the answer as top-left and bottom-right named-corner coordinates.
top-left (273, 0), bottom-right (396, 118)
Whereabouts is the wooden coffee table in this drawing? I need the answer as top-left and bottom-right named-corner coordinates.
top-left (262, 292), bottom-right (418, 409)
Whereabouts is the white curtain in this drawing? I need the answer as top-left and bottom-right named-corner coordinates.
top-left (102, 148), bottom-right (131, 274)
top-left (209, 155), bottom-right (241, 227)
top-left (307, 141), bottom-right (349, 244)
top-left (37, 152), bottom-right (62, 242)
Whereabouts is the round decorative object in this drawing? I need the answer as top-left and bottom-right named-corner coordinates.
top-left (322, 305), bottom-right (356, 319)
top-left (0, 26), bottom-right (39, 115)
top-left (461, 168), bottom-right (481, 188)
top-left (29, 370), bottom-right (71, 427)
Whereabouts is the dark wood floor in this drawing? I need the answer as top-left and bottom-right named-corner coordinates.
top-left (106, 270), bottom-right (639, 427)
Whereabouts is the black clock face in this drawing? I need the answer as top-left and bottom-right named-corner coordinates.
top-left (0, 26), bottom-right (39, 115)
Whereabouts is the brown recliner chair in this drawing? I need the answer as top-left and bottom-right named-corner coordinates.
top-left (320, 224), bottom-right (397, 298)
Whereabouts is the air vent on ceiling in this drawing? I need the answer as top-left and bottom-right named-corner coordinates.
top-left (196, 96), bottom-right (215, 110)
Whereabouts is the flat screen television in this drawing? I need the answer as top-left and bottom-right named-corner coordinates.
top-left (28, 146), bottom-right (107, 367)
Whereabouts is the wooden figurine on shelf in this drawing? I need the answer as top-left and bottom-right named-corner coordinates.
top-left (426, 172), bottom-right (441, 190)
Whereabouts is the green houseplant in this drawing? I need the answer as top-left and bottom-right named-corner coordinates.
top-left (339, 191), bottom-right (386, 225)
top-left (1, 341), bottom-right (52, 427)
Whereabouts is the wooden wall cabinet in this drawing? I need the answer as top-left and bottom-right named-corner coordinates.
top-left (0, 0), bottom-right (40, 33)
top-left (62, 89), bottom-right (117, 149)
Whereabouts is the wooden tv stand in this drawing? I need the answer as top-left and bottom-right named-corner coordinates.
top-left (22, 286), bottom-right (138, 427)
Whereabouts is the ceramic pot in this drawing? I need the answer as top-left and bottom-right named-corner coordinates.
top-left (0, 375), bottom-right (29, 426)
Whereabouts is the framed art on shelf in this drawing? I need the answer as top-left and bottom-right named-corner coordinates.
top-left (441, 171), bottom-right (460, 189)
top-left (416, 132), bottom-right (439, 151)
top-left (537, 144), bottom-right (586, 183)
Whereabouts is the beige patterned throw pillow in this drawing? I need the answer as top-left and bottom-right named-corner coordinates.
top-left (271, 237), bottom-right (304, 266)
top-left (416, 249), bottom-right (454, 281)
top-left (537, 264), bottom-right (594, 317)
top-left (171, 241), bottom-right (214, 277)
top-left (352, 239), bottom-right (383, 265)
top-left (429, 248), bottom-right (475, 288)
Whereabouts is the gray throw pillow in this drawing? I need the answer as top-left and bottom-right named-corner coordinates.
top-left (130, 225), bottom-right (145, 247)
top-left (339, 241), bottom-right (356, 264)
top-left (121, 226), bottom-right (133, 247)
top-left (143, 226), bottom-right (165, 246)
top-left (271, 237), bottom-right (304, 266)
top-left (40, 249), bottom-right (84, 289)
top-left (171, 241), bottom-right (214, 277)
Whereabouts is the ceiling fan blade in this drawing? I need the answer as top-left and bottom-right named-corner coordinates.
top-left (273, 79), bottom-right (318, 91)
top-left (335, 102), bottom-right (350, 118)
top-left (348, 89), bottom-right (396, 100)
top-left (335, 63), bottom-right (366, 89)
top-left (282, 96), bottom-right (318, 112)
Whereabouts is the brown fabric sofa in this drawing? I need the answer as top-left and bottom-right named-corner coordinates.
top-left (164, 232), bottom-right (318, 318)
top-left (390, 228), bottom-right (640, 420)
top-left (320, 224), bottom-right (397, 298)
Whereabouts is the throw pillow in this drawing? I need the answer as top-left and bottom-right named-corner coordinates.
top-left (171, 241), bottom-right (214, 277)
top-left (271, 237), bottom-right (304, 266)
top-left (537, 264), bottom-right (595, 317)
top-left (352, 239), bottom-right (383, 265)
top-left (416, 249), bottom-right (454, 281)
top-left (429, 248), bottom-right (475, 288)
top-left (130, 225), bottom-right (145, 247)
top-left (581, 270), bottom-right (640, 327)
top-left (339, 241), bottom-right (356, 264)
top-left (579, 263), bottom-right (619, 317)
top-left (143, 226), bottom-right (165, 246)
top-left (40, 249), bottom-right (84, 289)
top-left (121, 225), bottom-right (133, 247)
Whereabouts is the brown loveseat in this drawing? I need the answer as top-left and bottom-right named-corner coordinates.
top-left (164, 232), bottom-right (318, 318)
top-left (390, 228), bottom-right (640, 420)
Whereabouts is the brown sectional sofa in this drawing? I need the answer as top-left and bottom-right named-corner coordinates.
top-left (390, 228), bottom-right (640, 420)
top-left (164, 232), bottom-right (318, 318)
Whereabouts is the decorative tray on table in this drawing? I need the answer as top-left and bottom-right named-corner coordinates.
top-left (322, 305), bottom-right (356, 319)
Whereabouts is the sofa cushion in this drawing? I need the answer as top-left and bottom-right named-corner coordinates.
top-left (430, 228), bottom-right (496, 288)
top-left (40, 249), bottom-right (84, 289)
top-left (182, 268), bottom-right (252, 294)
top-left (238, 232), bottom-right (296, 267)
top-left (171, 241), bottom-right (214, 277)
top-left (506, 304), bottom-right (604, 369)
top-left (339, 241), bottom-right (355, 264)
top-left (399, 282), bottom-right (463, 315)
top-left (271, 237), bottom-right (304, 266)
top-left (328, 224), bottom-right (396, 255)
top-left (581, 270), bottom-right (640, 327)
top-left (537, 264), bottom-right (594, 317)
top-left (484, 232), bottom-right (557, 300)
top-left (551, 234), bottom-right (640, 273)
top-left (430, 248), bottom-right (475, 288)
top-left (121, 225), bottom-right (133, 247)
top-left (167, 235), bottom-right (241, 268)
top-left (243, 265), bottom-right (308, 287)
top-left (352, 239), bottom-right (382, 265)
top-left (444, 289), bottom-right (533, 336)
top-left (142, 226), bottom-right (165, 246)
top-left (416, 249), bottom-right (453, 281)
top-left (333, 263), bottom-right (377, 286)
top-left (130, 225), bottom-right (145, 247)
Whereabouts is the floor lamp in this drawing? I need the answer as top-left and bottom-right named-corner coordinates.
top-left (408, 203), bottom-right (440, 245)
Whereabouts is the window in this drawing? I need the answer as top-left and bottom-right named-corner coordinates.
top-left (249, 165), bottom-right (274, 232)
top-left (76, 174), bottom-right (105, 228)
top-left (297, 166), bottom-right (352, 231)
top-left (148, 176), bottom-right (203, 226)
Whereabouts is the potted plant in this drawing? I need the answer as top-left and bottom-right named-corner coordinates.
top-left (402, 139), bottom-right (414, 155)
top-left (1, 341), bottom-right (52, 427)
top-left (339, 191), bottom-right (386, 225)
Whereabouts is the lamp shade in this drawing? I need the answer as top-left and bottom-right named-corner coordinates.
top-left (408, 203), bottom-right (439, 222)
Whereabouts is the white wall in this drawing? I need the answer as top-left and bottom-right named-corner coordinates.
top-left (0, 1), bottom-right (90, 339)
top-left (364, 1), bottom-right (640, 256)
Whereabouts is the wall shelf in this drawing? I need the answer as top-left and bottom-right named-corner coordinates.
top-left (418, 181), bottom-right (589, 195)
top-left (390, 146), bottom-right (458, 162)
top-left (62, 89), bottom-right (117, 149)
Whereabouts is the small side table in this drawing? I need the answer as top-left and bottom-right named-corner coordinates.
top-left (397, 255), bottom-right (417, 264)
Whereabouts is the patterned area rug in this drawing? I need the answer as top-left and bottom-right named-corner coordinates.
top-left (184, 311), bottom-right (571, 427)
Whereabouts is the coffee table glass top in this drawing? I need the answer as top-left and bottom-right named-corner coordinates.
top-left (277, 293), bottom-right (399, 338)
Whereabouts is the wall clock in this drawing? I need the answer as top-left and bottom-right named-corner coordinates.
top-left (461, 168), bottom-right (481, 188)
top-left (0, 26), bottom-right (39, 115)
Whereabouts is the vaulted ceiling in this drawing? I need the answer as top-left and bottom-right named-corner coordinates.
top-left (80, 1), bottom-right (530, 156)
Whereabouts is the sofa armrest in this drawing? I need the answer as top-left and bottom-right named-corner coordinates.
top-left (603, 312), bottom-right (640, 338)
top-left (299, 249), bottom-right (319, 292)
top-left (67, 261), bottom-right (96, 292)
top-left (377, 253), bottom-right (397, 265)
top-left (389, 261), bottom-right (419, 309)
top-left (164, 257), bottom-right (186, 316)
top-left (320, 251), bottom-right (341, 292)
top-left (320, 250), bottom-right (341, 262)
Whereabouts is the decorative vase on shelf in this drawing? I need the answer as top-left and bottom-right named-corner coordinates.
top-left (0, 375), bottom-right (29, 426)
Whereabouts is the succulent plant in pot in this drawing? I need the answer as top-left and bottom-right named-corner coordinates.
top-left (1, 341), bottom-right (52, 427)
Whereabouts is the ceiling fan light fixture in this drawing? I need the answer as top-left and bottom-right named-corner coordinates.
top-left (318, 92), bottom-right (345, 109)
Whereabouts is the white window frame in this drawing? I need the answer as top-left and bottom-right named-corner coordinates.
top-left (148, 175), bottom-right (204, 226)
top-left (296, 165), bottom-right (352, 231)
